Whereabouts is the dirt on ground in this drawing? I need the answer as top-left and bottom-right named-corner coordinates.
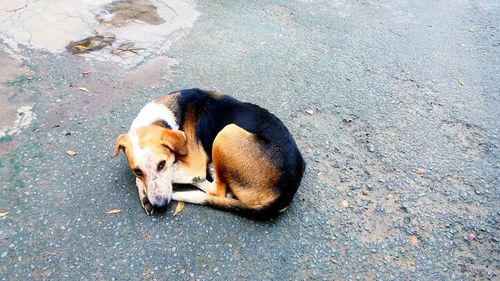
top-left (0, 0), bottom-right (498, 280)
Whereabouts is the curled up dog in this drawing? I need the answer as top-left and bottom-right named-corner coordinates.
top-left (112, 89), bottom-right (305, 219)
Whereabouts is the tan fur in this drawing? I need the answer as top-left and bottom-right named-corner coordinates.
top-left (155, 92), bottom-right (180, 112)
top-left (206, 90), bottom-right (225, 100)
top-left (115, 93), bottom-right (292, 216)
top-left (211, 124), bottom-right (280, 208)
top-left (136, 125), bottom-right (186, 157)
top-left (112, 133), bottom-right (136, 166)
top-left (175, 108), bottom-right (209, 179)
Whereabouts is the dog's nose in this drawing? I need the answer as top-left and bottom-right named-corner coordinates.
top-left (152, 196), bottom-right (169, 208)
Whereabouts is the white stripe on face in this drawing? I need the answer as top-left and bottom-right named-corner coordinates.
top-left (130, 102), bottom-right (178, 131)
top-left (127, 101), bottom-right (179, 207)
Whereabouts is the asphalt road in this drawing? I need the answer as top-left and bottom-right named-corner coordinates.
top-left (1, 0), bottom-right (499, 280)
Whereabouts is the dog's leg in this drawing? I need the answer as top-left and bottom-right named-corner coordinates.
top-left (171, 162), bottom-right (204, 183)
top-left (172, 190), bottom-right (207, 204)
top-left (171, 162), bottom-right (214, 193)
top-left (210, 124), bottom-right (280, 205)
top-left (136, 178), bottom-right (155, 215)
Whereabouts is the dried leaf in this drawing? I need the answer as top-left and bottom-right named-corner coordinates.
top-left (74, 45), bottom-right (87, 51)
top-left (82, 70), bottom-right (91, 75)
top-left (0, 211), bottom-right (9, 217)
top-left (107, 209), bottom-right (122, 214)
top-left (65, 150), bottom-right (77, 156)
top-left (77, 87), bottom-right (89, 92)
top-left (409, 235), bottom-right (418, 246)
top-left (173, 201), bottom-right (185, 217)
top-left (342, 200), bottom-right (349, 208)
top-left (306, 109), bottom-right (314, 115)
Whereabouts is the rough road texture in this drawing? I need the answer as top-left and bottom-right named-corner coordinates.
top-left (1, 0), bottom-right (499, 280)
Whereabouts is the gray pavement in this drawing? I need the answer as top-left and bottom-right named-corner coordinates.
top-left (1, 0), bottom-right (499, 280)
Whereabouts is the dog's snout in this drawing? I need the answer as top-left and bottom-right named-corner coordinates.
top-left (152, 196), bottom-right (169, 208)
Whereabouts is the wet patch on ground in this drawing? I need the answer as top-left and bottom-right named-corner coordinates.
top-left (0, 0), bottom-right (199, 67)
top-left (0, 0), bottom-right (499, 279)
top-left (97, 0), bottom-right (166, 27)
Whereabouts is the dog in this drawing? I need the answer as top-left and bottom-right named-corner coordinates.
top-left (112, 88), bottom-right (305, 218)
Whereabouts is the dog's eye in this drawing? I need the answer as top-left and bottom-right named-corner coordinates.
top-left (157, 160), bottom-right (166, 171)
top-left (133, 169), bottom-right (143, 177)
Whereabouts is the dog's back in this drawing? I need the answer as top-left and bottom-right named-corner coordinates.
top-left (169, 89), bottom-right (305, 218)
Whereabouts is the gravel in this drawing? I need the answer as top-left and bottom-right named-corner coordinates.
top-left (0, 0), bottom-right (499, 280)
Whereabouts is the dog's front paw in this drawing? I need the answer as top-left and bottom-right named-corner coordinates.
top-left (141, 197), bottom-right (155, 215)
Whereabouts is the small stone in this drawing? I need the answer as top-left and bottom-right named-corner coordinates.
top-left (306, 109), bottom-right (314, 115)
top-left (1, 251), bottom-right (7, 258)
top-left (368, 144), bottom-right (375, 152)
top-left (417, 168), bottom-right (427, 175)
top-left (409, 236), bottom-right (418, 246)
top-left (342, 200), bottom-right (349, 208)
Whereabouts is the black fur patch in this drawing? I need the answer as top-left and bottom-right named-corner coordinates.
top-left (167, 88), bottom-right (306, 218)
top-left (159, 120), bottom-right (171, 129)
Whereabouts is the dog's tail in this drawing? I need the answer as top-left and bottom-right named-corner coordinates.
top-left (172, 191), bottom-right (287, 219)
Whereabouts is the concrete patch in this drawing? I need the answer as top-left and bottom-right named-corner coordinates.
top-left (0, 53), bottom-right (34, 137)
top-left (0, 0), bottom-right (199, 67)
top-left (0, 104), bottom-right (35, 140)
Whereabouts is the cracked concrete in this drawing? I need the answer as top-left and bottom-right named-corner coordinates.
top-left (0, 0), bottom-right (199, 67)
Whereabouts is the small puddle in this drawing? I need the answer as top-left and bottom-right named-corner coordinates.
top-left (0, 0), bottom-right (200, 67)
top-left (97, 0), bottom-right (166, 27)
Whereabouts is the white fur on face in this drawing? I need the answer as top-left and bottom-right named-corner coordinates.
top-left (128, 101), bottom-right (179, 206)
top-left (130, 137), bottom-right (177, 206)
top-left (130, 102), bottom-right (178, 131)
top-left (144, 155), bottom-right (176, 206)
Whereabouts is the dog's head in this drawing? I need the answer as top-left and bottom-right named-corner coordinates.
top-left (112, 125), bottom-right (186, 208)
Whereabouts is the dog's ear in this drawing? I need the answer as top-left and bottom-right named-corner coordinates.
top-left (112, 134), bottom-right (130, 158)
top-left (161, 129), bottom-right (187, 156)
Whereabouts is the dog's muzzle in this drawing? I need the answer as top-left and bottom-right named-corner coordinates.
top-left (146, 177), bottom-right (173, 208)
